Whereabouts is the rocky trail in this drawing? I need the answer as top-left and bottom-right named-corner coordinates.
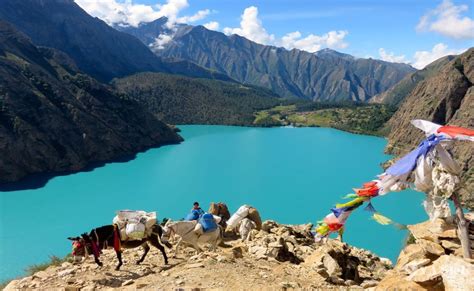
top-left (4, 218), bottom-right (474, 290)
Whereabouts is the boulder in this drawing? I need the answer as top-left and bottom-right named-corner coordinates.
top-left (395, 243), bottom-right (429, 270)
top-left (249, 245), bottom-right (267, 259)
top-left (323, 254), bottom-right (342, 277)
top-left (408, 264), bottom-right (442, 283)
top-left (407, 255), bottom-right (474, 290)
top-left (433, 255), bottom-right (474, 291)
top-left (407, 219), bottom-right (452, 242)
top-left (403, 258), bottom-right (431, 273)
top-left (440, 239), bottom-right (461, 251)
top-left (231, 245), bottom-right (245, 259)
top-left (418, 239), bottom-right (445, 256)
top-left (262, 220), bottom-right (278, 232)
top-left (376, 271), bottom-right (427, 291)
top-left (439, 229), bottom-right (458, 239)
top-left (361, 280), bottom-right (378, 288)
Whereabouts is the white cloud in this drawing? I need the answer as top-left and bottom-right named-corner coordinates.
top-left (203, 21), bottom-right (220, 31)
top-left (416, 0), bottom-right (474, 39)
top-left (224, 6), bottom-right (349, 52)
top-left (150, 33), bottom-right (174, 50)
top-left (377, 44), bottom-right (465, 69)
top-left (177, 9), bottom-right (210, 24)
top-left (280, 30), bottom-right (348, 52)
top-left (378, 48), bottom-right (407, 63)
top-left (223, 6), bottom-right (275, 45)
top-left (412, 43), bottom-right (465, 69)
top-left (75, 0), bottom-right (211, 28)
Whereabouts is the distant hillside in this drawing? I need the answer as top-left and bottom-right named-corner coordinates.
top-left (253, 103), bottom-right (396, 136)
top-left (0, 20), bottom-right (182, 185)
top-left (113, 73), bottom-right (282, 125)
top-left (120, 20), bottom-right (415, 101)
top-left (0, 0), bottom-right (231, 82)
top-left (370, 55), bottom-right (455, 106)
top-left (385, 48), bottom-right (474, 208)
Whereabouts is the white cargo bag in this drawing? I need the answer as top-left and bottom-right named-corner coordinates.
top-left (113, 210), bottom-right (157, 239)
top-left (226, 205), bottom-right (250, 229)
top-left (126, 221), bottom-right (146, 240)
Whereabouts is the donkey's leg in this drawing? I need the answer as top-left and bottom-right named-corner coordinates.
top-left (174, 238), bottom-right (183, 258)
top-left (213, 232), bottom-right (220, 251)
top-left (137, 243), bottom-right (150, 265)
top-left (149, 236), bottom-right (169, 265)
top-left (115, 250), bottom-right (123, 271)
top-left (92, 252), bottom-right (103, 267)
top-left (190, 234), bottom-right (203, 253)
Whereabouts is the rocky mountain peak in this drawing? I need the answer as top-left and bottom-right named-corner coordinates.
top-left (122, 19), bottom-right (415, 101)
top-left (385, 48), bottom-right (474, 207)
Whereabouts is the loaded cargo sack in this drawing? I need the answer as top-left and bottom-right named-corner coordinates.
top-left (185, 209), bottom-right (202, 221)
top-left (198, 213), bottom-right (218, 232)
top-left (113, 210), bottom-right (157, 241)
top-left (226, 205), bottom-right (250, 229)
top-left (227, 205), bottom-right (262, 231)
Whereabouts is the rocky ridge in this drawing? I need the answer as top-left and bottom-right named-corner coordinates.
top-left (370, 55), bottom-right (455, 107)
top-left (0, 20), bottom-right (182, 185)
top-left (385, 48), bottom-right (474, 208)
top-left (120, 20), bottom-right (415, 101)
top-left (5, 218), bottom-right (474, 290)
top-left (4, 221), bottom-right (392, 290)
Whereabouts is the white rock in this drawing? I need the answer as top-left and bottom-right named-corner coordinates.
top-left (122, 279), bottom-right (134, 286)
top-left (58, 268), bottom-right (75, 277)
top-left (403, 258), bottom-right (431, 273)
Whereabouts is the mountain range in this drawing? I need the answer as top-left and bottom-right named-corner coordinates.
top-left (0, 20), bottom-right (182, 186)
top-left (0, 0), bottom-right (231, 83)
top-left (119, 18), bottom-right (416, 101)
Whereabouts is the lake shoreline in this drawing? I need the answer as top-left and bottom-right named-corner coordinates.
top-left (0, 124), bottom-right (385, 192)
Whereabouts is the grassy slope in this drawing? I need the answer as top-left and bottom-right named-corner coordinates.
top-left (254, 103), bottom-right (396, 136)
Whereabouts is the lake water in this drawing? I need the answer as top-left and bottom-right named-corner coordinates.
top-left (0, 125), bottom-right (427, 282)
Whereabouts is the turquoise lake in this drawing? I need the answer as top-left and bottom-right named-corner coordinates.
top-left (0, 125), bottom-right (427, 281)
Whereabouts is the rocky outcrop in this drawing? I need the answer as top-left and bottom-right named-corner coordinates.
top-left (8, 218), bottom-right (471, 290)
top-left (4, 221), bottom-right (391, 290)
top-left (385, 48), bottom-right (474, 208)
top-left (120, 21), bottom-right (415, 101)
top-left (377, 217), bottom-right (474, 291)
top-left (0, 20), bottom-right (182, 185)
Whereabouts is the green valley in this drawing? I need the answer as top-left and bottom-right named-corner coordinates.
top-left (254, 103), bottom-right (396, 136)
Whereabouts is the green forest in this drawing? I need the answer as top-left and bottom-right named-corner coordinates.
top-left (113, 72), bottom-right (282, 125)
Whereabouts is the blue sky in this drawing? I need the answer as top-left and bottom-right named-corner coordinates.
top-left (76, 0), bottom-right (474, 68)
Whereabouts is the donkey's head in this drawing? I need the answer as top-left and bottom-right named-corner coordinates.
top-left (67, 233), bottom-right (92, 259)
top-left (161, 219), bottom-right (175, 243)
